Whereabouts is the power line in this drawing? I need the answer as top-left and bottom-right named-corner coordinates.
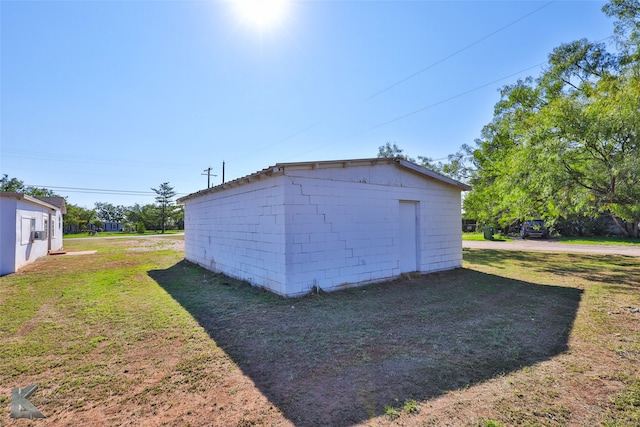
top-left (284, 61), bottom-right (547, 161)
top-left (360, 0), bottom-right (557, 103)
top-left (2, 149), bottom-right (194, 171)
top-left (286, 31), bottom-right (616, 163)
top-left (24, 185), bottom-right (187, 197)
top-left (236, 0), bottom-right (557, 163)
top-left (228, 122), bottom-right (321, 163)
top-left (201, 167), bottom-right (218, 188)
top-left (286, 33), bottom-right (617, 161)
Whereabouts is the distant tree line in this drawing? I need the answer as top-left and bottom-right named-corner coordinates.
top-left (1, 175), bottom-right (183, 234)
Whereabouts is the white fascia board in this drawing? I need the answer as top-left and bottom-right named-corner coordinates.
top-left (0, 193), bottom-right (59, 211)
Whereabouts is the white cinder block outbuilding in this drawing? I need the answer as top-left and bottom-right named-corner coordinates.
top-left (0, 193), bottom-right (66, 276)
top-left (177, 158), bottom-right (471, 297)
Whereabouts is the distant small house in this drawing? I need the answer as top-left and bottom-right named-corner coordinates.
top-left (103, 222), bottom-right (123, 232)
top-left (0, 193), bottom-right (66, 275)
top-left (178, 158), bottom-right (471, 297)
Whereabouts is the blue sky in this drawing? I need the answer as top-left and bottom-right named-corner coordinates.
top-left (1, 0), bottom-right (614, 207)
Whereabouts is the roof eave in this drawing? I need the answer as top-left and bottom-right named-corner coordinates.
top-left (177, 166), bottom-right (285, 204)
top-left (395, 158), bottom-right (472, 191)
top-left (177, 157), bottom-right (472, 203)
top-left (0, 192), bottom-right (62, 211)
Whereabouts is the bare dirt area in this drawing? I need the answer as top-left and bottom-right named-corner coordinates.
top-left (2, 237), bottom-right (639, 426)
top-left (122, 237), bottom-right (185, 252)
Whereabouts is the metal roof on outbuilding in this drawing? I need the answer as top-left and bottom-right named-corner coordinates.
top-left (177, 157), bottom-right (471, 204)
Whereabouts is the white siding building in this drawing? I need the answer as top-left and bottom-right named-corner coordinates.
top-left (178, 158), bottom-right (471, 297)
top-left (0, 193), bottom-right (66, 276)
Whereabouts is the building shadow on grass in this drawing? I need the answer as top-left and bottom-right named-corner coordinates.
top-left (149, 262), bottom-right (582, 426)
top-left (465, 248), bottom-right (640, 289)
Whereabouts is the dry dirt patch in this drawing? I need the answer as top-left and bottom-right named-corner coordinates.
top-left (64, 250), bottom-right (98, 256)
top-left (122, 237), bottom-right (185, 252)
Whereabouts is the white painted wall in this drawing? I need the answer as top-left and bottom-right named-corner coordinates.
top-left (0, 197), bottom-right (18, 275)
top-left (48, 204), bottom-right (64, 253)
top-left (182, 161), bottom-right (464, 297)
top-left (183, 176), bottom-right (289, 295)
top-left (281, 163), bottom-right (462, 296)
top-left (0, 195), bottom-right (64, 275)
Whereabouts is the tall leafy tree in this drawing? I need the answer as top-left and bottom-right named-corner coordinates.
top-left (63, 204), bottom-right (97, 233)
top-left (374, 1), bottom-right (639, 237)
top-left (125, 203), bottom-right (159, 232)
top-left (377, 142), bottom-right (416, 162)
top-left (0, 175), bottom-right (26, 192)
top-left (95, 202), bottom-right (126, 224)
top-left (603, 0), bottom-right (640, 63)
top-left (1, 174), bottom-right (60, 197)
top-left (377, 142), bottom-right (473, 183)
top-left (171, 204), bottom-right (185, 230)
top-left (142, 204), bottom-right (161, 231)
top-left (151, 182), bottom-right (177, 234)
top-left (464, 0), bottom-right (640, 237)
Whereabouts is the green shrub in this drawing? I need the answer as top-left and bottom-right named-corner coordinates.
top-left (136, 222), bottom-right (146, 234)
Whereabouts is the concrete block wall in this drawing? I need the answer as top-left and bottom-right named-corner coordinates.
top-left (182, 162), bottom-right (464, 297)
top-left (281, 163), bottom-right (463, 296)
top-left (183, 176), bottom-right (288, 295)
top-left (420, 190), bottom-right (463, 271)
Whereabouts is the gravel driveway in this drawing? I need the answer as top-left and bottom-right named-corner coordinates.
top-left (463, 239), bottom-right (640, 257)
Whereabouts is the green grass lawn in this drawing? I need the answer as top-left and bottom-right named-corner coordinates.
top-left (557, 235), bottom-right (640, 246)
top-left (462, 232), bottom-right (511, 242)
top-left (1, 237), bottom-right (639, 425)
top-left (463, 231), bottom-right (640, 246)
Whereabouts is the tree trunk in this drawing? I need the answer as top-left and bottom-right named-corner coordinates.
top-left (610, 214), bottom-right (640, 238)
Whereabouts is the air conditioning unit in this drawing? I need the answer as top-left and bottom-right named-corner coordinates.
top-left (31, 231), bottom-right (48, 241)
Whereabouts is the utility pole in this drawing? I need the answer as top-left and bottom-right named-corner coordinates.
top-left (201, 167), bottom-right (217, 189)
top-left (222, 161), bottom-right (225, 184)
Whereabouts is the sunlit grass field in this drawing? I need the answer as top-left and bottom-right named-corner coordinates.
top-left (463, 231), bottom-right (640, 245)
